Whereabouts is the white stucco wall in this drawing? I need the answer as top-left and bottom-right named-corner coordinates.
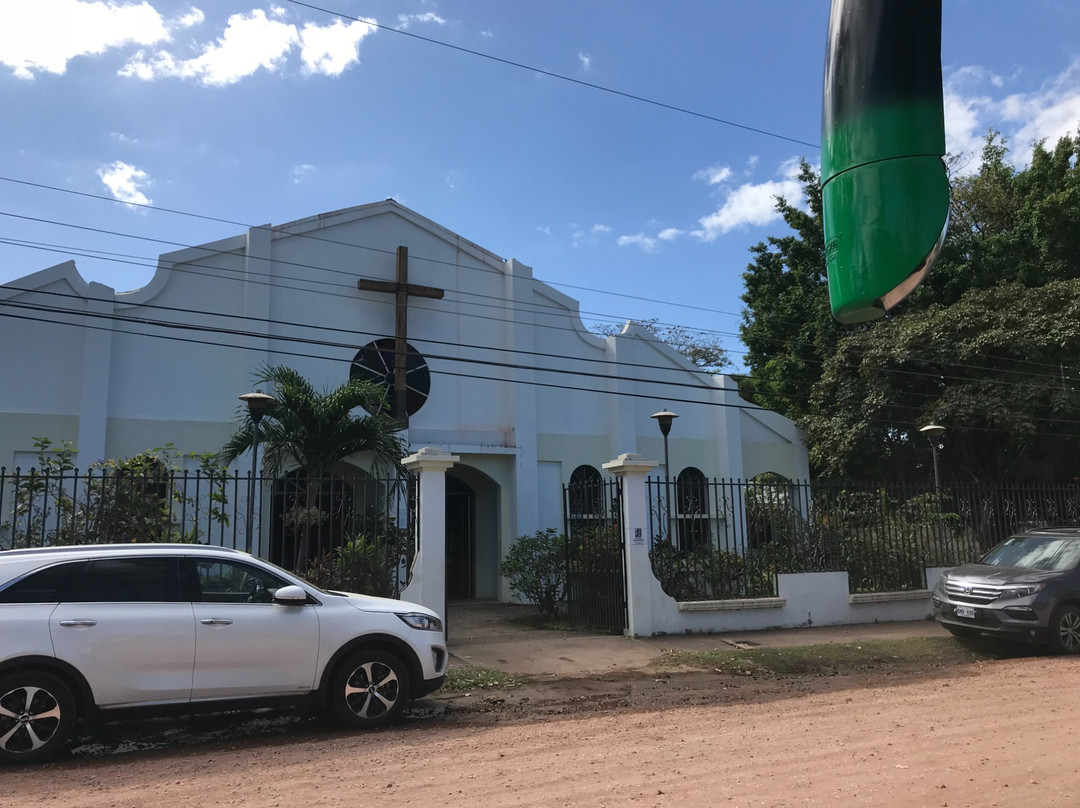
top-left (0, 201), bottom-right (810, 591)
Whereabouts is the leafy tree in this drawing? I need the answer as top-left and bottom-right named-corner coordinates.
top-left (738, 160), bottom-right (852, 420)
top-left (592, 318), bottom-right (731, 373)
top-left (738, 132), bottom-right (1080, 482)
top-left (218, 365), bottom-right (406, 567)
top-left (803, 279), bottom-right (1080, 482)
top-left (913, 130), bottom-right (1080, 307)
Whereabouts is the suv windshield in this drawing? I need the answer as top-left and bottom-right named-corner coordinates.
top-left (979, 535), bottom-right (1080, 572)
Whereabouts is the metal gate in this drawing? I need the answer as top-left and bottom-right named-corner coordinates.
top-left (563, 477), bottom-right (626, 632)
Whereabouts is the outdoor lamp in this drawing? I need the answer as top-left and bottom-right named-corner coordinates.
top-left (240, 391), bottom-right (276, 553)
top-left (919, 423), bottom-right (946, 496)
top-left (651, 410), bottom-right (678, 533)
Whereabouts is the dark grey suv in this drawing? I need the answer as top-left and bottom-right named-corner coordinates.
top-left (932, 527), bottom-right (1080, 653)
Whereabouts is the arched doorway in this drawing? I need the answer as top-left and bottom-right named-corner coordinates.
top-left (445, 465), bottom-right (500, 601)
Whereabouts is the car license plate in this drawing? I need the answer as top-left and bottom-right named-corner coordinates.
top-left (955, 604), bottom-right (976, 619)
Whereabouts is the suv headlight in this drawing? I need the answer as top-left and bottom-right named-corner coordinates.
top-left (999, 583), bottom-right (1046, 600)
top-left (397, 612), bottom-right (444, 632)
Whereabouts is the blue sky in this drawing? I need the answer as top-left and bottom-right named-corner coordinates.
top-left (3, 1), bottom-right (1080, 372)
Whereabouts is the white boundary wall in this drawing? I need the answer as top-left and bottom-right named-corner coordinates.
top-left (607, 453), bottom-right (953, 637)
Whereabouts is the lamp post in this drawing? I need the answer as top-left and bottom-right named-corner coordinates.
top-left (650, 410), bottom-right (678, 540)
top-left (239, 391), bottom-right (276, 553)
top-left (919, 423), bottom-right (946, 496)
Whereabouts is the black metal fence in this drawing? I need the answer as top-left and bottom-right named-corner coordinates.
top-left (0, 466), bottom-right (417, 598)
top-left (648, 477), bottom-right (1080, 599)
top-left (563, 477), bottom-right (626, 632)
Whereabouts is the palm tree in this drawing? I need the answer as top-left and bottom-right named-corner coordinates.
top-left (219, 365), bottom-right (406, 567)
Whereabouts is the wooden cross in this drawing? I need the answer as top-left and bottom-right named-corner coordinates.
top-left (355, 246), bottom-right (444, 427)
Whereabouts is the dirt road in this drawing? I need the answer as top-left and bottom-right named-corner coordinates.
top-left (4, 655), bottom-right (1078, 808)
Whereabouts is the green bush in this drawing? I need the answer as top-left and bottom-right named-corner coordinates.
top-left (300, 519), bottom-right (411, 598)
top-left (650, 542), bottom-right (775, 601)
top-left (1, 437), bottom-right (229, 548)
top-left (498, 528), bottom-right (567, 618)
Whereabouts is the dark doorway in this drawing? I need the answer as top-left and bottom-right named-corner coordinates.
top-left (446, 474), bottom-right (475, 600)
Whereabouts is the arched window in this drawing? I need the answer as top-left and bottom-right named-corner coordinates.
top-left (676, 467), bottom-right (711, 551)
top-left (567, 465), bottom-right (604, 521)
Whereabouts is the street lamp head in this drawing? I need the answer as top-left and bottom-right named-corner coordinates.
top-left (239, 391), bottom-right (276, 424)
top-left (919, 423), bottom-right (946, 439)
top-left (650, 409), bottom-right (678, 437)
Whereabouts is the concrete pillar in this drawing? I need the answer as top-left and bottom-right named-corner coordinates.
top-left (400, 447), bottom-right (459, 618)
top-left (603, 452), bottom-right (659, 637)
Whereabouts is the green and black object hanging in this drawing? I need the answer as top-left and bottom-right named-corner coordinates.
top-left (821, 0), bottom-right (949, 324)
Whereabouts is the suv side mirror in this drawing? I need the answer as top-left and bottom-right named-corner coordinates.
top-left (273, 585), bottom-right (309, 605)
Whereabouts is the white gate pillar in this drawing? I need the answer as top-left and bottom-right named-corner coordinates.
top-left (400, 447), bottom-right (459, 619)
top-left (603, 452), bottom-right (659, 637)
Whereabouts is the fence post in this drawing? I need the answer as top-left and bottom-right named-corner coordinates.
top-left (603, 452), bottom-right (659, 637)
top-left (400, 447), bottom-right (458, 620)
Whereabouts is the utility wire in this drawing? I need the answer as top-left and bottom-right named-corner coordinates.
top-left (4, 227), bottom-right (1076, 406)
top-left (285, 0), bottom-right (819, 150)
top-left (4, 292), bottom-right (1080, 435)
top-left (4, 177), bottom-right (1074, 383)
top-left (4, 304), bottom-right (1076, 441)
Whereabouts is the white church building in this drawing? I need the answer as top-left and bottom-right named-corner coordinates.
top-left (0, 200), bottom-right (809, 603)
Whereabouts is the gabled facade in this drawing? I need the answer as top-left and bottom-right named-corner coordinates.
top-left (0, 200), bottom-right (809, 600)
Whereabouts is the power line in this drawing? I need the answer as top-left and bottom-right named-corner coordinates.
top-left (7, 175), bottom-right (1072, 386)
top-left (4, 224), bottom-right (1077, 404)
top-left (3, 290), bottom-right (1079, 437)
top-left (5, 303), bottom-right (1076, 441)
top-left (285, 0), bottom-right (819, 150)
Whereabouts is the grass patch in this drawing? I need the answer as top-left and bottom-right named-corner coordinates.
top-left (653, 636), bottom-right (1036, 677)
top-left (442, 664), bottom-right (532, 693)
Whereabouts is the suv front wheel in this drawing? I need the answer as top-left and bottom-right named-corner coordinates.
top-left (329, 650), bottom-right (411, 729)
top-left (0, 671), bottom-right (77, 763)
top-left (1050, 604), bottom-right (1080, 654)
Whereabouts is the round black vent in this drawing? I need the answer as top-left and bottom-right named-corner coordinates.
top-left (350, 338), bottom-right (430, 419)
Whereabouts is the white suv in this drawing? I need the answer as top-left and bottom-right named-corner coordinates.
top-left (0, 543), bottom-right (446, 763)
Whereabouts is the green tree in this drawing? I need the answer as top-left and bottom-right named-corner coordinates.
top-left (591, 318), bottom-right (731, 373)
top-left (803, 279), bottom-right (1080, 482)
top-left (739, 132), bottom-right (1080, 482)
top-left (738, 160), bottom-right (851, 420)
top-left (218, 365), bottom-right (406, 567)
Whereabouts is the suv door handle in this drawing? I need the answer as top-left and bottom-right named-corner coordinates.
top-left (200, 618), bottom-right (233, 626)
top-left (59, 619), bottom-right (97, 628)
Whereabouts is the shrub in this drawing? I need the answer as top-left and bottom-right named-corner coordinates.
top-left (498, 529), bottom-right (567, 618)
top-left (299, 517), bottom-right (412, 598)
top-left (1, 437), bottom-right (229, 548)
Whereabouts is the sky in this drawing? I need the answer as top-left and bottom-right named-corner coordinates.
top-left (2, 0), bottom-right (1080, 373)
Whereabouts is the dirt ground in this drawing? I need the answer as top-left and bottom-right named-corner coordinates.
top-left (5, 654), bottom-right (1079, 808)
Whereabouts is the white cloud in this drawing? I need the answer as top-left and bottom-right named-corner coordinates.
top-left (692, 161), bottom-right (804, 242)
top-left (658, 228), bottom-right (683, 241)
top-left (299, 18), bottom-right (375, 76)
top-left (398, 12), bottom-right (446, 30)
top-left (98, 160), bottom-right (152, 206)
top-left (591, 224), bottom-right (611, 234)
top-left (480, 30), bottom-right (494, 38)
top-left (945, 58), bottom-right (1080, 170)
top-left (109, 131), bottom-right (137, 145)
top-left (617, 233), bottom-right (658, 253)
top-left (536, 225), bottom-right (551, 236)
top-left (121, 9), bottom-right (298, 85)
top-left (578, 52), bottom-right (591, 71)
top-left (0, 0), bottom-right (184, 79)
top-left (692, 164), bottom-right (732, 185)
top-left (3, 3), bottom-right (379, 85)
top-left (291, 164), bottom-right (316, 184)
